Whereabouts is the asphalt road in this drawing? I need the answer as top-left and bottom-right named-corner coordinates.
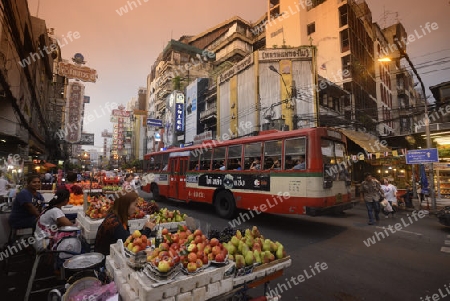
top-left (146, 190), bottom-right (450, 301)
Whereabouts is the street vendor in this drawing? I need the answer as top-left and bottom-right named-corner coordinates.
top-left (94, 191), bottom-right (156, 256)
top-left (9, 174), bottom-right (44, 229)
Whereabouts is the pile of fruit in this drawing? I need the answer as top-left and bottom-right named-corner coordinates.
top-left (85, 196), bottom-right (113, 219)
top-left (146, 226), bottom-right (228, 274)
top-left (217, 226), bottom-right (286, 269)
top-left (78, 181), bottom-right (102, 190)
top-left (67, 184), bottom-right (83, 205)
top-left (102, 185), bottom-right (121, 191)
top-left (124, 230), bottom-right (152, 254)
top-left (148, 208), bottom-right (187, 223)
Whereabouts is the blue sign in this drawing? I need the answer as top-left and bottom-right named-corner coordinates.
top-left (405, 148), bottom-right (439, 164)
top-left (147, 118), bottom-right (163, 127)
top-left (175, 103), bottom-right (184, 132)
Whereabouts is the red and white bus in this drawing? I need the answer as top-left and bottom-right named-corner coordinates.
top-left (142, 127), bottom-right (355, 218)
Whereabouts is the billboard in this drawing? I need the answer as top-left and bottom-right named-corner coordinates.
top-left (65, 82), bottom-right (85, 143)
top-left (185, 81), bottom-right (198, 143)
top-left (80, 133), bottom-right (94, 145)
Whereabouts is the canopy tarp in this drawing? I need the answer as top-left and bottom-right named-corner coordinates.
top-left (339, 129), bottom-right (391, 153)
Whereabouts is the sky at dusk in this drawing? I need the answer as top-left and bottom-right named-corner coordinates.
top-left (27, 0), bottom-right (450, 151)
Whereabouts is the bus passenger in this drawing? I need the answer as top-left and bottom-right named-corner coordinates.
top-left (292, 155), bottom-right (306, 170)
top-left (250, 158), bottom-right (261, 170)
top-left (234, 160), bottom-right (242, 170)
top-left (271, 159), bottom-right (281, 170)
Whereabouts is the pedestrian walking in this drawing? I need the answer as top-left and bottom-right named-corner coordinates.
top-left (381, 178), bottom-right (398, 218)
top-left (360, 172), bottom-right (384, 225)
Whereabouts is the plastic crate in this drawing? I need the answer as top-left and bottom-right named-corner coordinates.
top-left (128, 218), bottom-right (148, 232)
top-left (76, 212), bottom-right (104, 231)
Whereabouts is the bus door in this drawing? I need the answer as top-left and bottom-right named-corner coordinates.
top-left (168, 157), bottom-right (179, 199)
top-left (178, 157), bottom-right (188, 199)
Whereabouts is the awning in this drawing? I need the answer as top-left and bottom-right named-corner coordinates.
top-left (339, 129), bottom-right (391, 153)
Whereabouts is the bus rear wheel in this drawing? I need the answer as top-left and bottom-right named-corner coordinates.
top-left (214, 190), bottom-right (236, 219)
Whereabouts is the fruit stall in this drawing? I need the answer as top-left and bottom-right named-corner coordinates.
top-left (77, 196), bottom-right (160, 245)
top-left (106, 225), bottom-right (291, 301)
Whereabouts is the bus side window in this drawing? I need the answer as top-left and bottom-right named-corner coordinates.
top-left (189, 153), bottom-right (199, 170)
top-left (244, 143), bottom-right (262, 170)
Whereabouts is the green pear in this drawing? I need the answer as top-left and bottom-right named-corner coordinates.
top-left (253, 250), bottom-right (261, 264)
top-left (231, 236), bottom-right (240, 247)
top-left (229, 254), bottom-right (234, 262)
top-left (227, 244), bottom-right (236, 255)
top-left (236, 230), bottom-right (242, 239)
top-left (251, 226), bottom-right (260, 238)
top-left (235, 255), bottom-right (245, 269)
top-left (262, 241), bottom-right (271, 252)
top-left (241, 244), bottom-right (250, 257)
top-left (276, 245), bottom-right (284, 259)
top-left (270, 242), bottom-right (278, 253)
top-left (245, 237), bottom-right (254, 248)
top-left (245, 251), bottom-right (254, 266)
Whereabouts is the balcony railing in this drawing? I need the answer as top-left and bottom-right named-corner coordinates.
top-left (200, 105), bottom-right (217, 120)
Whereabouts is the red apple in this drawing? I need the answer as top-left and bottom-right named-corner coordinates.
top-left (187, 262), bottom-right (197, 272)
top-left (133, 238), bottom-right (142, 245)
top-left (194, 235), bottom-right (203, 244)
top-left (202, 255), bottom-right (209, 265)
top-left (215, 253), bottom-right (225, 262)
top-left (196, 243), bottom-right (205, 251)
top-left (196, 259), bottom-right (203, 268)
top-left (159, 242), bottom-right (169, 251)
top-left (171, 233), bottom-right (179, 243)
top-left (162, 228), bottom-right (169, 235)
top-left (212, 246), bottom-right (221, 256)
top-left (158, 260), bottom-right (171, 273)
top-left (204, 245), bottom-right (212, 255)
top-left (194, 229), bottom-right (202, 236)
top-left (187, 252), bottom-right (197, 263)
top-left (209, 238), bottom-right (219, 247)
top-left (187, 243), bottom-right (197, 253)
top-left (207, 253), bottom-right (215, 261)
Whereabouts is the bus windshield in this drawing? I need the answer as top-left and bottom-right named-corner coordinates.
top-left (322, 139), bottom-right (349, 182)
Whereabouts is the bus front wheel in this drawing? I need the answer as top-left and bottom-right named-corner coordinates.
top-left (214, 190), bottom-right (236, 219)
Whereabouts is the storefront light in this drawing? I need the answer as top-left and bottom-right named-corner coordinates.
top-left (377, 169), bottom-right (381, 173)
top-left (400, 170), bottom-right (405, 173)
top-left (385, 170), bottom-right (389, 173)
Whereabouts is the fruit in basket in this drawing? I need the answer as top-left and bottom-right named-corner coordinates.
top-left (215, 253), bottom-right (225, 262)
top-left (158, 260), bottom-right (171, 273)
top-left (187, 262), bottom-right (197, 273)
top-left (235, 255), bottom-right (245, 269)
top-left (132, 230), bottom-right (141, 239)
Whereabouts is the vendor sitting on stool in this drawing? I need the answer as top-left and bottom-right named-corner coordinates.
top-left (9, 174), bottom-right (44, 230)
top-left (94, 191), bottom-right (156, 256)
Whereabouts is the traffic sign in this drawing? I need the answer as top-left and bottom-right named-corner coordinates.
top-left (405, 148), bottom-right (439, 164)
top-left (147, 118), bottom-right (162, 127)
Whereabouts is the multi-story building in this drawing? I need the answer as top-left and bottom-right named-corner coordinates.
top-left (264, 0), bottom-right (379, 133)
top-left (0, 1), bottom-right (65, 162)
top-left (146, 40), bottom-right (214, 152)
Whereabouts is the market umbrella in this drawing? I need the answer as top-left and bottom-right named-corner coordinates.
top-left (419, 164), bottom-right (429, 195)
top-left (43, 162), bottom-right (57, 168)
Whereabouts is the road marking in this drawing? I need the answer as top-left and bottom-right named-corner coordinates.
top-left (441, 247), bottom-right (450, 253)
top-left (445, 240), bottom-right (450, 246)
top-left (375, 226), bottom-right (423, 236)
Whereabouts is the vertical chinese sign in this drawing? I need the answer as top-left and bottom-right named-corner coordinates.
top-left (65, 82), bottom-right (85, 143)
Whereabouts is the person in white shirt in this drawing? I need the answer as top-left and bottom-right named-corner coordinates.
top-left (381, 178), bottom-right (398, 218)
top-left (122, 173), bottom-right (137, 192)
top-left (0, 173), bottom-right (10, 202)
top-left (34, 188), bottom-right (73, 251)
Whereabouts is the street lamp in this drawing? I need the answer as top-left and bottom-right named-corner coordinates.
top-left (378, 39), bottom-right (436, 210)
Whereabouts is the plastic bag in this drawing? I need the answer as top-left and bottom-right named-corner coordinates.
top-left (380, 199), bottom-right (388, 207)
top-left (384, 201), bottom-right (393, 213)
